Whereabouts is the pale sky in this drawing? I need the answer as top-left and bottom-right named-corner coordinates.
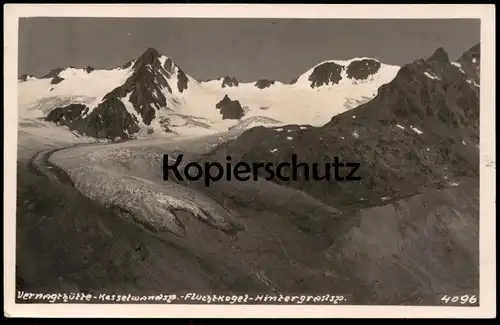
top-left (19, 18), bottom-right (480, 83)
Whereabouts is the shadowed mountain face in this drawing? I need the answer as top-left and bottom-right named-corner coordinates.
top-left (204, 44), bottom-right (480, 207)
top-left (103, 48), bottom-right (173, 125)
top-left (346, 59), bottom-right (381, 80)
top-left (45, 48), bottom-right (191, 140)
top-left (46, 99), bottom-right (141, 140)
top-left (42, 68), bottom-right (65, 79)
top-left (40, 67), bottom-right (95, 85)
top-left (308, 62), bottom-right (344, 88)
top-left (215, 95), bottom-right (245, 120)
top-left (45, 104), bottom-right (89, 128)
top-left (254, 79), bottom-right (276, 89)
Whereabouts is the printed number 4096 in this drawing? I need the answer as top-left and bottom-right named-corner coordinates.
top-left (441, 294), bottom-right (477, 304)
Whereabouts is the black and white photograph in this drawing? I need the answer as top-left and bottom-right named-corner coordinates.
top-left (3, 4), bottom-right (496, 318)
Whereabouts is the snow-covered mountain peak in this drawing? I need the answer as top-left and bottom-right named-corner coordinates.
top-left (427, 47), bottom-right (450, 63)
top-left (254, 79), bottom-right (279, 89)
top-left (111, 48), bottom-right (188, 85)
top-left (326, 56), bottom-right (381, 66)
top-left (18, 62), bottom-right (135, 121)
top-left (458, 43), bottom-right (480, 65)
top-left (136, 47), bottom-right (162, 62)
top-left (292, 57), bottom-right (399, 89)
top-left (131, 48), bottom-right (180, 75)
top-left (220, 76), bottom-right (239, 88)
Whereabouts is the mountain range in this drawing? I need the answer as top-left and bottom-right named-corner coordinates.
top-left (200, 44), bottom-right (480, 207)
top-left (18, 48), bottom-right (400, 140)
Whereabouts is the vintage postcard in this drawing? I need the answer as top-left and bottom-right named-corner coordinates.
top-left (3, 4), bottom-right (496, 318)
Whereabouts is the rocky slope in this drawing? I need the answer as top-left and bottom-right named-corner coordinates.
top-left (202, 44), bottom-right (480, 208)
top-left (19, 49), bottom-right (399, 140)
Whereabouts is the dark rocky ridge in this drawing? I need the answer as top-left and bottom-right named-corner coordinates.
top-left (46, 98), bottom-right (140, 140)
top-left (50, 75), bottom-right (64, 85)
top-left (40, 68), bottom-right (66, 85)
top-left (308, 62), bottom-right (344, 88)
top-left (221, 76), bottom-right (239, 88)
top-left (83, 98), bottom-right (141, 140)
top-left (215, 95), bottom-right (245, 120)
top-left (18, 74), bottom-right (36, 82)
top-left (177, 70), bottom-right (189, 93)
top-left (293, 58), bottom-right (385, 88)
top-left (204, 44), bottom-right (480, 208)
top-left (42, 68), bottom-right (64, 79)
top-left (163, 55), bottom-right (191, 92)
top-left (102, 48), bottom-right (173, 125)
top-left (46, 103), bottom-right (89, 127)
top-left (346, 59), bottom-right (381, 80)
top-left (254, 79), bottom-right (276, 89)
top-left (103, 48), bottom-right (190, 124)
top-left (121, 60), bottom-right (134, 70)
top-left (163, 57), bottom-right (177, 74)
top-left (30, 65), bottom-right (97, 85)
top-left (427, 47), bottom-right (450, 63)
top-left (45, 48), bottom-right (191, 140)
top-left (40, 65), bottom-right (96, 84)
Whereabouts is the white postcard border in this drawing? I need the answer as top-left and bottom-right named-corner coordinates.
top-left (3, 4), bottom-right (496, 318)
